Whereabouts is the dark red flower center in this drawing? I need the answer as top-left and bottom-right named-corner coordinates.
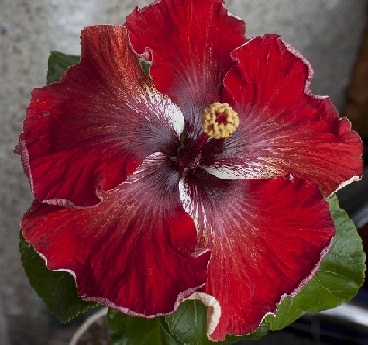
top-left (177, 133), bottom-right (209, 172)
top-left (176, 103), bottom-right (240, 173)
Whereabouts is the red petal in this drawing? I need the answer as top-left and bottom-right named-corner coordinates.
top-left (203, 35), bottom-right (362, 197)
top-left (22, 153), bottom-right (209, 316)
top-left (126, 0), bottom-right (246, 140)
top-left (181, 170), bottom-right (335, 340)
top-left (19, 25), bottom-right (184, 207)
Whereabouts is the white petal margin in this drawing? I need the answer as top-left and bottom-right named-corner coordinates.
top-left (186, 292), bottom-right (221, 337)
top-left (331, 175), bottom-right (361, 196)
top-left (281, 39), bottom-right (363, 194)
top-left (262, 236), bottom-right (334, 324)
top-left (224, 4), bottom-right (243, 21)
top-left (281, 39), bottom-right (321, 98)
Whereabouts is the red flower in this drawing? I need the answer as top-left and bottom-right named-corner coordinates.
top-left (17, 0), bottom-right (362, 341)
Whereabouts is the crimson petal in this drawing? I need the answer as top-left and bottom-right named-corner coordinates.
top-left (18, 25), bottom-right (184, 207)
top-left (126, 0), bottom-right (246, 140)
top-left (203, 35), bottom-right (362, 197)
top-left (22, 153), bottom-right (210, 316)
top-left (180, 170), bottom-right (334, 340)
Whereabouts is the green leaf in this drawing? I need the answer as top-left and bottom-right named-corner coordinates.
top-left (166, 300), bottom-right (210, 345)
top-left (166, 300), bottom-right (269, 344)
top-left (19, 231), bottom-right (97, 323)
top-left (225, 323), bottom-right (270, 342)
top-left (47, 51), bottom-right (80, 84)
top-left (46, 52), bottom-right (149, 85)
top-left (140, 59), bottom-right (151, 76)
top-left (265, 195), bottom-right (366, 330)
top-left (107, 308), bottom-right (180, 345)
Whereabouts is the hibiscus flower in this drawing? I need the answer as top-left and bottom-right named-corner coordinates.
top-left (17, 0), bottom-right (362, 341)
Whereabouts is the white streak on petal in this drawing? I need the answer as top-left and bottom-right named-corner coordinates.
top-left (144, 85), bottom-right (184, 136)
top-left (179, 178), bottom-right (211, 242)
top-left (203, 164), bottom-right (261, 179)
top-left (203, 161), bottom-right (278, 180)
top-left (179, 177), bottom-right (192, 214)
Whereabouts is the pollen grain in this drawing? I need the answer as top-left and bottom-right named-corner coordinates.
top-left (202, 102), bottom-right (239, 139)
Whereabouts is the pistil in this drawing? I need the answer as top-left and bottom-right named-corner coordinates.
top-left (202, 102), bottom-right (239, 139)
top-left (177, 103), bottom-right (239, 171)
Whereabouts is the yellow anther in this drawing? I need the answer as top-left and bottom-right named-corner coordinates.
top-left (201, 102), bottom-right (239, 139)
